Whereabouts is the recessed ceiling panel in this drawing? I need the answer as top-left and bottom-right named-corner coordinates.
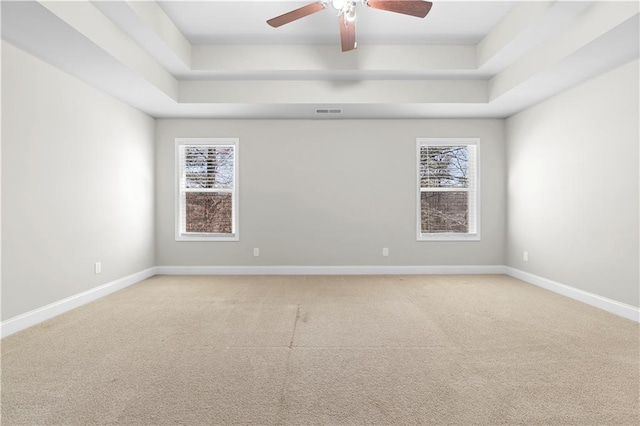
top-left (158, 1), bottom-right (516, 45)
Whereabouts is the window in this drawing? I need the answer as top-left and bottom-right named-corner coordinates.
top-left (417, 138), bottom-right (479, 241)
top-left (176, 138), bottom-right (238, 241)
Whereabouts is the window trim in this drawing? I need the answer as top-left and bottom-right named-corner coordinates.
top-left (416, 138), bottom-right (481, 242)
top-left (175, 138), bottom-right (239, 242)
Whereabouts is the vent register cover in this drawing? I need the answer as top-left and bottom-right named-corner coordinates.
top-left (315, 108), bottom-right (343, 114)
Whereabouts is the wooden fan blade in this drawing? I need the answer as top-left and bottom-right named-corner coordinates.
top-left (366, 0), bottom-right (432, 18)
top-left (267, 2), bottom-right (325, 28)
top-left (339, 15), bottom-right (357, 52)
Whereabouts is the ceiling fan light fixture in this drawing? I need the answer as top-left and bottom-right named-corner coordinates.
top-left (331, 0), bottom-right (346, 11)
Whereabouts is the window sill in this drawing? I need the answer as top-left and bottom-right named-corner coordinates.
top-left (176, 233), bottom-right (238, 242)
top-left (417, 233), bottom-right (480, 242)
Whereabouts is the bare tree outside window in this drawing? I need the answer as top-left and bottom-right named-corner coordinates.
top-left (420, 145), bottom-right (469, 233)
top-left (185, 192), bottom-right (232, 233)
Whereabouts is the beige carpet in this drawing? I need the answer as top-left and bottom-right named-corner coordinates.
top-left (1, 274), bottom-right (638, 425)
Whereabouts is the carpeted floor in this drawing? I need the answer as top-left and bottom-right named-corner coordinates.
top-left (1, 274), bottom-right (639, 425)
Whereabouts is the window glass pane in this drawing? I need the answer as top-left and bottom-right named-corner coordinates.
top-left (184, 146), bottom-right (234, 189)
top-left (421, 191), bottom-right (468, 233)
top-left (420, 146), bottom-right (468, 188)
top-left (185, 192), bottom-right (232, 234)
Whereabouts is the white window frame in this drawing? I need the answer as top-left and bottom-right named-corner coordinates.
top-left (175, 138), bottom-right (239, 242)
top-left (416, 138), bottom-right (480, 241)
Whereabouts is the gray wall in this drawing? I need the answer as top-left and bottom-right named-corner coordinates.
top-left (506, 59), bottom-right (639, 308)
top-left (5, 43), bottom-right (635, 323)
top-left (156, 119), bottom-right (506, 267)
top-left (1, 42), bottom-right (156, 320)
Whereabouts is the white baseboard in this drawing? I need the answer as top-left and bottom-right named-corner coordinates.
top-left (1, 267), bottom-right (157, 338)
top-left (155, 265), bottom-right (506, 276)
top-left (505, 267), bottom-right (639, 323)
top-left (4, 265), bottom-right (636, 338)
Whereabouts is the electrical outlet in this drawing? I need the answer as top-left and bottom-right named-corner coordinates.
top-left (382, 247), bottom-right (389, 257)
top-left (253, 248), bottom-right (260, 257)
top-left (95, 261), bottom-right (102, 274)
top-left (523, 251), bottom-right (529, 262)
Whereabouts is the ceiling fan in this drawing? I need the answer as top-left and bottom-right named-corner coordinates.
top-left (267, 0), bottom-right (433, 52)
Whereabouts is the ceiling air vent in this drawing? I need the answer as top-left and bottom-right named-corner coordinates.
top-left (315, 108), bottom-right (343, 114)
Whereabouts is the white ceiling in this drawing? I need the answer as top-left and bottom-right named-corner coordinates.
top-left (158, 1), bottom-right (516, 45)
top-left (2, 1), bottom-right (639, 119)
